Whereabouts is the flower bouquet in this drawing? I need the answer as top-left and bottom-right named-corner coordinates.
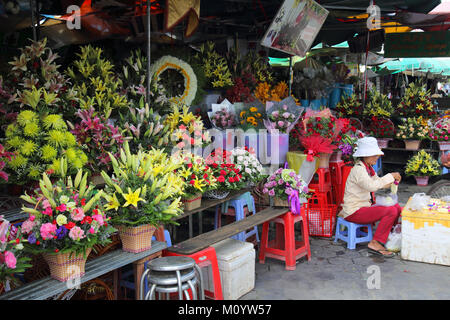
top-left (405, 150), bottom-right (440, 186)
top-left (231, 147), bottom-right (264, 186)
top-left (396, 82), bottom-right (436, 118)
top-left (396, 117), bottom-right (429, 150)
top-left (205, 148), bottom-right (245, 199)
top-left (236, 102), bottom-right (265, 130)
top-left (263, 96), bottom-right (302, 134)
top-left (69, 107), bottom-right (125, 177)
top-left (335, 94), bottom-right (363, 118)
top-left (208, 99), bottom-right (237, 130)
top-left (19, 160), bottom-right (115, 281)
top-left (165, 105), bottom-right (211, 155)
top-left (175, 153), bottom-right (217, 210)
top-left (4, 108), bottom-right (87, 185)
top-left (254, 81), bottom-right (290, 104)
top-left (364, 116), bottom-right (395, 148)
top-left (100, 142), bottom-right (185, 252)
top-left (337, 126), bottom-right (363, 164)
top-left (0, 218), bottom-right (32, 292)
top-left (429, 116), bottom-right (450, 150)
top-left (262, 167), bottom-right (310, 211)
top-left (363, 89), bottom-right (394, 119)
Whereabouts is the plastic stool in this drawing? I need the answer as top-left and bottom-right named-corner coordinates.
top-left (163, 246), bottom-right (223, 300)
top-left (334, 217), bottom-right (373, 249)
top-left (259, 209), bottom-right (311, 271)
top-left (330, 161), bottom-right (345, 206)
top-left (152, 229), bottom-right (172, 247)
top-left (140, 256), bottom-right (204, 300)
top-left (214, 192), bottom-right (259, 242)
top-left (308, 168), bottom-right (332, 192)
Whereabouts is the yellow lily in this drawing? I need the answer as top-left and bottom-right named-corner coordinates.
top-left (104, 192), bottom-right (121, 211)
top-left (122, 187), bottom-right (145, 207)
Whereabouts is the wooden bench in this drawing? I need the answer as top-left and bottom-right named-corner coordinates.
top-left (167, 206), bottom-right (288, 255)
top-left (0, 241), bottom-right (166, 300)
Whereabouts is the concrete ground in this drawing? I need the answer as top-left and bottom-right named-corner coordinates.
top-left (239, 182), bottom-right (450, 300)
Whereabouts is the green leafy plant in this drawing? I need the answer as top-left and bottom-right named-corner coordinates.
top-left (67, 45), bottom-right (129, 118)
top-left (364, 89), bottom-right (394, 118)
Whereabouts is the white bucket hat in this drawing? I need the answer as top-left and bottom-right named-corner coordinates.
top-left (353, 137), bottom-right (384, 157)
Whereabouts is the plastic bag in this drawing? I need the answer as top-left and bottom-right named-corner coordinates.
top-left (405, 193), bottom-right (431, 211)
top-left (385, 224), bottom-right (402, 252)
top-left (373, 193), bottom-right (398, 207)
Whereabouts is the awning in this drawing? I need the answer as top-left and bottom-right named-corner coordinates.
top-left (377, 57), bottom-right (450, 76)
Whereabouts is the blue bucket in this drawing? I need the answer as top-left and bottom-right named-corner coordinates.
top-left (328, 85), bottom-right (342, 109)
top-left (341, 84), bottom-right (354, 99)
top-left (309, 99), bottom-right (321, 111)
top-left (300, 99), bottom-right (309, 108)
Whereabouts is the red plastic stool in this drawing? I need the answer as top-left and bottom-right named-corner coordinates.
top-left (259, 210), bottom-right (311, 271)
top-left (163, 246), bottom-right (223, 300)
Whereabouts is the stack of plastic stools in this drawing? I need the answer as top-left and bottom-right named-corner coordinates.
top-left (308, 168), bottom-right (334, 205)
top-left (163, 247), bottom-right (224, 300)
top-left (330, 161), bottom-right (345, 207)
top-left (334, 217), bottom-right (373, 249)
top-left (258, 207), bottom-right (311, 271)
top-left (214, 192), bottom-right (259, 243)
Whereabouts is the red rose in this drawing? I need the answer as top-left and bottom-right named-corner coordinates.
top-left (212, 163), bottom-right (218, 168)
top-left (203, 173), bottom-right (208, 179)
top-left (189, 180), bottom-right (196, 185)
top-left (217, 176), bottom-right (225, 183)
top-left (64, 222), bottom-right (76, 230)
top-left (220, 170), bottom-right (227, 176)
top-left (233, 168), bottom-right (239, 174)
top-left (228, 177), bottom-right (235, 183)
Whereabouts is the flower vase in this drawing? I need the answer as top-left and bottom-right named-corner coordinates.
top-left (377, 138), bottom-right (390, 149)
top-left (42, 247), bottom-right (92, 282)
top-left (404, 140), bottom-right (421, 150)
top-left (181, 193), bottom-right (202, 211)
top-left (414, 176), bottom-right (429, 186)
top-left (273, 197), bottom-right (289, 207)
top-left (318, 152), bottom-right (332, 168)
top-left (330, 150), bottom-right (343, 163)
top-left (438, 141), bottom-right (450, 151)
top-left (117, 224), bottom-right (157, 253)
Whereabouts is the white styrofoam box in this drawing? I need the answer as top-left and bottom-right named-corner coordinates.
top-left (201, 239), bottom-right (255, 300)
top-left (401, 212), bottom-right (450, 266)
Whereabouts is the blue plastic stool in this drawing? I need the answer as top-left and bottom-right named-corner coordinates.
top-left (120, 230), bottom-right (172, 295)
top-left (334, 217), bottom-right (373, 249)
top-left (214, 192), bottom-right (259, 242)
top-left (372, 157), bottom-right (382, 176)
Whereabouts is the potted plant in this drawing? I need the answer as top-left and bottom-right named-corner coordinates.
top-left (396, 82), bottom-right (436, 118)
top-left (335, 93), bottom-right (363, 119)
top-left (405, 150), bottom-right (440, 186)
top-left (100, 142), bottom-right (185, 253)
top-left (429, 117), bottom-right (450, 151)
top-left (4, 106), bottom-right (88, 187)
top-left (175, 153), bottom-right (217, 211)
top-left (204, 148), bottom-right (245, 199)
top-left (364, 116), bottom-right (395, 149)
top-left (230, 147), bottom-right (264, 187)
top-left (363, 89), bottom-right (394, 119)
top-left (262, 167), bottom-right (310, 208)
top-left (0, 218), bottom-right (32, 294)
top-left (396, 117), bottom-right (430, 150)
top-left (19, 160), bottom-right (115, 282)
top-left (69, 106), bottom-right (125, 182)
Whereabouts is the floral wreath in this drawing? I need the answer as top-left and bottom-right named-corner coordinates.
top-left (149, 55), bottom-right (198, 106)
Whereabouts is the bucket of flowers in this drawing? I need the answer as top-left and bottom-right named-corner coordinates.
top-left (364, 116), bottom-right (395, 149)
top-left (231, 146), bottom-right (264, 187)
top-left (262, 167), bottom-right (310, 210)
top-left (205, 148), bottom-right (245, 199)
top-left (100, 142), bottom-right (185, 253)
top-left (19, 159), bottom-right (116, 282)
top-left (396, 117), bottom-right (430, 150)
top-left (175, 153), bottom-right (217, 211)
top-left (405, 150), bottom-right (440, 186)
top-left (0, 217), bottom-right (32, 294)
top-left (335, 93), bottom-right (363, 119)
top-left (429, 116), bottom-right (450, 151)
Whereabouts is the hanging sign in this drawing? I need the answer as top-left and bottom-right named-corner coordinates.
top-left (384, 31), bottom-right (450, 58)
top-left (261, 0), bottom-right (328, 57)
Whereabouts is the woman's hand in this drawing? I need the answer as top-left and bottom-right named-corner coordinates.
top-left (391, 172), bottom-right (402, 182)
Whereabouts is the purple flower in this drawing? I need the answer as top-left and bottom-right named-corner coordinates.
top-left (56, 226), bottom-right (68, 240)
top-left (289, 171), bottom-right (296, 177)
top-left (27, 233), bottom-right (36, 244)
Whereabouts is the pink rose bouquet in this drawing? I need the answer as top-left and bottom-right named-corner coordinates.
top-left (19, 163), bottom-right (116, 257)
top-left (211, 108), bottom-right (236, 129)
top-left (429, 117), bottom-right (450, 142)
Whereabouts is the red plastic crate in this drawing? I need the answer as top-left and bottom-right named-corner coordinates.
top-left (303, 200), bottom-right (337, 238)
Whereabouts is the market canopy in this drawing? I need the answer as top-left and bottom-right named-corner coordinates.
top-left (376, 57), bottom-right (450, 76)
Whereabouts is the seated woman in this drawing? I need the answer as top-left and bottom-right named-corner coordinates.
top-left (339, 137), bottom-right (402, 258)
